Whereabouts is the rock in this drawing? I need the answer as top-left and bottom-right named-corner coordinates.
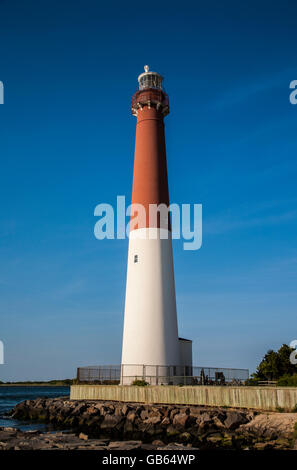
top-left (221, 434), bottom-right (233, 448)
top-left (179, 432), bottom-right (192, 443)
top-left (135, 406), bottom-right (144, 416)
top-left (114, 406), bottom-right (123, 416)
top-left (161, 417), bottom-right (170, 426)
top-left (173, 413), bottom-right (189, 429)
top-left (166, 425), bottom-right (180, 438)
top-left (127, 411), bottom-right (137, 423)
top-left (108, 440), bottom-right (142, 450)
top-left (140, 409), bottom-right (149, 420)
top-left (79, 433), bottom-right (88, 441)
top-left (224, 412), bottom-right (247, 430)
top-left (146, 415), bottom-right (161, 425)
top-left (123, 420), bottom-right (134, 433)
top-left (189, 407), bottom-right (202, 417)
top-left (159, 406), bottom-right (171, 417)
top-left (10, 396), bottom-right (295, 451)
top-left (213, 415), bottom-right (225, 429)
top-left (162, 442), bottom-right (188, 450)
top-left (72, 403), bottom-right (87, 415)
top-left (101, 414), bottom-right (124, 430)
top-left (152, 439), bottom-right (165, 446)
top-left (206, 433), bottom-right (223, 444)
top-left (240, 412), bottom-right (297, 440)
top-left (121, 404), bottom-right (131, 415)
top-left (198, 413), bottom-right (213, 431)
top-left (170, 409), bottom-right (180, 419)
top-left (292, 440), bottom-right (297, 450)
top-left (254, 442), bottom-right (269, 450)
top-left (86, 406), bottom-right (98, 415)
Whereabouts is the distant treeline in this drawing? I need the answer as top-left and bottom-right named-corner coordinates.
top-left (0, 379), bottom-right (75, 386)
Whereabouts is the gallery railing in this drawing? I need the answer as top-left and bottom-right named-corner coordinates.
top-left (76, 365), bottom-right (249, 385)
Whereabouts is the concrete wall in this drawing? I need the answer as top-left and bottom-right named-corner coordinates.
top-left (70, 385), bottom-right (297, 411)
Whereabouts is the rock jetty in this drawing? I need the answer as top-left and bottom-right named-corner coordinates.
top-left (10, 397), bottom-right (297, 450)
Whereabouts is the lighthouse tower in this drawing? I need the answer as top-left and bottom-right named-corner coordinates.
top-left (121, 66), bottom-right (191, 384)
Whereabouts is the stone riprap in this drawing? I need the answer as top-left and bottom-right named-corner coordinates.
top-left (0, 427), bottom-right (193, 451)
top-left (10, 397), bottom-right (297, 450)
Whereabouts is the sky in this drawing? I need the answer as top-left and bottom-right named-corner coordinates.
top-left (0, 0), bottom-right (297, 381)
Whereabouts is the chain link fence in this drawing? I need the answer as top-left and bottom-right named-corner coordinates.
top-left (77, 364), bottom-right (249, 386)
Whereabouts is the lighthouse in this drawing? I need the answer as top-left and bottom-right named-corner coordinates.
top-left (121, 66), bottom-right (192, 384)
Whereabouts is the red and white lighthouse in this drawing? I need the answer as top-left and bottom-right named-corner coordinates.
top-left (121, 66), bottom-right (192, 384)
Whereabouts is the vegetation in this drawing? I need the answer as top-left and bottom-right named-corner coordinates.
top-left (131, 379), bottom-right (148, 386)
top-left (0, 379), bottom-right (74, 386)
top-left (249, 344), bottom-right (296, 384)
top-left (277, 374), bottom-right (297, 387)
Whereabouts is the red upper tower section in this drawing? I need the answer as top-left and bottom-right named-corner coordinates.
top-left (130, 66), bottom-right (171, 231)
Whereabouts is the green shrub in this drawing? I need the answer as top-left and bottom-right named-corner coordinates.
top-left (277, 374), bottom-right (297, 387)
top-left (245, 378), bottom-right (260, 386)
top-left (276, 406), bottom-right (285, 413)
top-left (291, 404), bottom-right (297, 413)
top-left (132, 379), bottom-right (148, 386)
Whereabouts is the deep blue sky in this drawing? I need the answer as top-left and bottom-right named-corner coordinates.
top-left (0, 0), bottom-right (296, 380)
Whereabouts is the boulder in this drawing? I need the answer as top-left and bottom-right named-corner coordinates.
top-left (173, 413), bottom-right (189, 430)
top-left (152, 439), bottom-right (165, 446)
top-left (100, 414), bottom-right (124, 431)
top-left (127, 411), bottom-right (137, 423)
top-left (161, 417), bottom-right (170, 426)
top-left (179, 432), bottom-right (192, 443)
top-left (224, 412), bottom-right (248, 430)
top-left (146, 414), bottom-right (162, 425)
top-left (121, 404), bottom-right (131, 415)
top-left (166, 425), bottom-right (180, 438)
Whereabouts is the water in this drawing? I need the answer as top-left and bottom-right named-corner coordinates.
top-left (0, 385), bottom-right (70, 431)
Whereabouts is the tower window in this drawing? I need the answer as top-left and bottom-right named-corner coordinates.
top-left (134, 255), bottom-right (138, 263)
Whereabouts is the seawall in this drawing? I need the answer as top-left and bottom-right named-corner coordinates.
top-left (71, 385), bottom-right (297, 411)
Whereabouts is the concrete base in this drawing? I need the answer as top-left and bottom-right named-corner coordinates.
top-left (70, 385), bottom-right (297, 411)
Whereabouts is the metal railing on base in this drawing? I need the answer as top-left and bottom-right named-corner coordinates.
top-left (76, 364), bottom-right (249, 385)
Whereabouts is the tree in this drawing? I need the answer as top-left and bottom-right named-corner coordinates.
top-left (254, 344), bottom-right (296, 381)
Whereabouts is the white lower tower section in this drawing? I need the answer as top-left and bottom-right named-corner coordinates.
top-left (121, 228), bottom-right (181, 384)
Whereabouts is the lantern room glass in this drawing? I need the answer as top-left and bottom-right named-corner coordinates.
top-left (139, 73), bottom-right (163, 91)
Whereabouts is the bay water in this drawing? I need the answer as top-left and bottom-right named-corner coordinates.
top-left (0, 385), bottom-right (70, 430)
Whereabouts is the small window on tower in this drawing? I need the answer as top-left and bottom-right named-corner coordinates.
top-left (134, 255), bottom-right (138, 263)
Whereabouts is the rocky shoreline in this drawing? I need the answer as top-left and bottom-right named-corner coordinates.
top-left (7, 397), bottom-right (297, 450)
top-left (0, 427), bottom-right (193, 450)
